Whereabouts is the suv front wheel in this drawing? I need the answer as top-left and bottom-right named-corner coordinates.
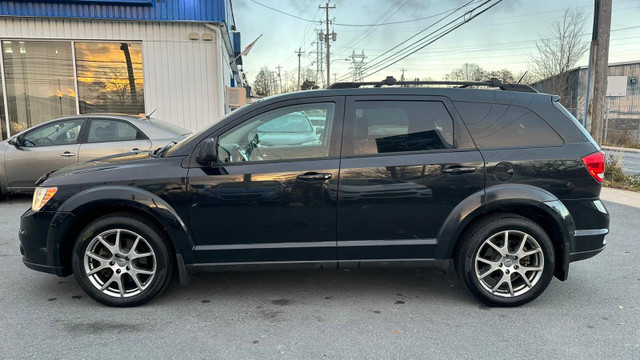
top-left (71, 214), bottom-right (173, 307)
top-left (455, 214), bottom-right (555, 307)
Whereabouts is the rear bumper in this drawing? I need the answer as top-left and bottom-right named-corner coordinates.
top-left (564, 198), bottom-right (609, 263)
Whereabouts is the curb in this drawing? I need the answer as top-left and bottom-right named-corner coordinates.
top-left (602, 146), bottom-right (640, 154)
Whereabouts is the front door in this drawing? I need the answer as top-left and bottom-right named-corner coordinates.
top-left (5, 118), bottom-right (84, 190)
top-left (337, 96), bottom-right (485, 261)
top-left (187, 98), bottom-right (344, 264)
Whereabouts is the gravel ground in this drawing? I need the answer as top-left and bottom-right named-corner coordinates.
top-left (0, 193), bottom-right (638, 359)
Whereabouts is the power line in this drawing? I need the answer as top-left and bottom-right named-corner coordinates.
top-left (337, 0), bottom-right (480, 82)
top-left (360, 0), bottom-right (504, 80)
top-left (247, 0), bottom-right (320, 23)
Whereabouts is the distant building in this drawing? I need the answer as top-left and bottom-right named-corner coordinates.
top-left (532, 61), bottom-right (640, 143)
top-left (0, 0), bottom-right (245, 139)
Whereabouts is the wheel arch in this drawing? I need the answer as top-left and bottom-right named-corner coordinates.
top-left (48, 185), bottom-right (194, 276)
top-left (437, 184), bottom-right (575, 280)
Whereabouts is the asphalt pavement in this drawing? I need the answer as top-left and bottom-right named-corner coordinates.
top-left (0, 194), bottom-right (638, 359)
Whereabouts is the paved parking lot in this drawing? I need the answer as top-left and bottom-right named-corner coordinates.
top-left (0, 192), bottom-right (638, 359)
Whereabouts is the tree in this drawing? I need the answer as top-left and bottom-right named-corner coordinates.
top-left (530, 8), bottom-right (589, 101)
top-left (445, 63), bottom-right (486, 82)
top-left (253, 66), bottom-right (274, 97)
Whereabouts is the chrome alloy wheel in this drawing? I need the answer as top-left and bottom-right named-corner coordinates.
top-left (83, 229), bottom-right (156, 298)
top-left (474, 230), bottom-right (544, 298)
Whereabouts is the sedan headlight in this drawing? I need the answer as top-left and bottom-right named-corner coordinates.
top-left (32, 187), bottom-right (57, 212)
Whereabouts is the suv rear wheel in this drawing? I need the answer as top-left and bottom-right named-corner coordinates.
top-left (455, 214), bottom-right (555, 307)
top-left (71, 214), bottom-right (173, 307)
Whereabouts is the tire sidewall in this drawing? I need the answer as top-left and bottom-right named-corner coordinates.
top-left (72, 215), bottom-right (172, 307)
top-left (459, 216), bottom-right (555, 307)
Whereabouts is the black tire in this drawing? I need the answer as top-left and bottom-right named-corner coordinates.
top-left (455, 213), bottom-right (555, 307)
top-left (72, 213), bottom-right (173, 307)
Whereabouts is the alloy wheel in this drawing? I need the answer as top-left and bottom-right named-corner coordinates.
top-left (474, 230), bottom-right (544, 298)
top-left (83, 229), bottom-right (156, 298)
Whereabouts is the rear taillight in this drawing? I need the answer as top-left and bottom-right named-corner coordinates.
top-left (581, 151), bottom-right (605, 183)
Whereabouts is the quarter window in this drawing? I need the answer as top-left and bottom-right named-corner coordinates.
top-left (87, 119), bottom-right (144, 142)
top-left (454, 102), bottom-right (563, 148)
top-left (350, 101), bottom-right (454, 156)
top-left (217, 103), bottom-right (335, 163)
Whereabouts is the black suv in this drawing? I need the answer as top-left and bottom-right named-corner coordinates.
top-left (19, 78), bottom-right (609, 307)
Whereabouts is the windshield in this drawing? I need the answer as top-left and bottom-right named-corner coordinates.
top-left (257, 113), bottom-right (313, 133)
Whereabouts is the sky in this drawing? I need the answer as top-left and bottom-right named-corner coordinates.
top-left (233, 0), bottom-right (640, 87)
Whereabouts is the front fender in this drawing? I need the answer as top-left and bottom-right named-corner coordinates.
top-left (50, 185), bottom-right (194, 275)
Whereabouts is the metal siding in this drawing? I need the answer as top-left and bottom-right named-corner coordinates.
top-left (0, 17), bottom-right (223, 132)
top-left (0, 0), bottom-right (230, 24)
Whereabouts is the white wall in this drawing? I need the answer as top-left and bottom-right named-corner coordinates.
top-left (0, 17), bottom-right (227, 131)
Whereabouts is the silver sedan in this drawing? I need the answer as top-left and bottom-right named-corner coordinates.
top-left (0, 114), bottom-right (190, 195)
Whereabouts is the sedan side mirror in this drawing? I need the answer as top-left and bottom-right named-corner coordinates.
top-left (8, 136), bottom-right (21, 148)
top-left (196, 138), bottom-right (217, 165)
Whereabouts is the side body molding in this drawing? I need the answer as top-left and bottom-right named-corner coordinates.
top-left (436, 184), bottom-right (575, 280)
top-left (51, 185), bottom-right (195, 275)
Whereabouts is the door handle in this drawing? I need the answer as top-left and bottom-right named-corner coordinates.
top-left (297, 172), bottom-right (332, 181)
top-left (441, 166), bottom-right (476, 174)
top-left (131, 148), bottom-right (139, 151)
top-left (60, 151), bottom-right (75, 158)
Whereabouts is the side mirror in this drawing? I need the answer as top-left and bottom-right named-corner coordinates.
top-left (8, 136), bottom-right (21, 148)
top-left (196, 138), bottom-right (217, 165)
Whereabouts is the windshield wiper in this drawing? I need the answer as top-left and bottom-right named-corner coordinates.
top-left (153, 141), bottom-right (177, 157)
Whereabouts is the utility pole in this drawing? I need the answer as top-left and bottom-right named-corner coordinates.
top-left (589, 0), bottom-right (612, 143)
top-left (319, 2), bottom-right (336, 87)
top-left (400, 68), bottom-right (406, 81)
top-left (333, 73), bottom-right (338, 83)
top-left (276, 65), bottom-right (283, 94)
top-left (295, 48), bottom-right (305, 91)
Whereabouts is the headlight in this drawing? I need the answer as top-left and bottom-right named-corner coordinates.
top-left (32, 187), bottom-right (57, 212)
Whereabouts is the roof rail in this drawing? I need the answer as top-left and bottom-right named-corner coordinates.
top-left (328, 76), bottom-right (538, 93)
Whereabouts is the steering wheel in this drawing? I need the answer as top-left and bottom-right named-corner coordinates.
top-left (37, 137), bottom-right (54, 146)
top-left (218, 144), bottom-right (232, 162)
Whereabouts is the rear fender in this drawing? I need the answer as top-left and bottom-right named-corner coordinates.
top-left (437, 184), bottom-right (575, 280)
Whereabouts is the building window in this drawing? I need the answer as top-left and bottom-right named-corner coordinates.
top-left (1, 40), bottom-right (76, 135)
top-left (75, 42), bottom-right (145, 115)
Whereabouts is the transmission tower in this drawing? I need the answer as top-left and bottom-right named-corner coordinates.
top-left (348, 50), bottom-right (367, 82)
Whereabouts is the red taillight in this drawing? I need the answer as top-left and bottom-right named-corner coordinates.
top-left (582, 151), bottom-right (605, 183)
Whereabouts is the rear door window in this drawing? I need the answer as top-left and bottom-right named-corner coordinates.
top-left (454, 102), bottom-right (563, 148)
top-left (347, 101), bottom-right (454, 156)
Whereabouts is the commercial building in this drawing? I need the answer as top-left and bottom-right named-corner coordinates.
top-left (0, 0), bottom-right (245, 140)
top-left (532, 61), bottom-right (640, 143)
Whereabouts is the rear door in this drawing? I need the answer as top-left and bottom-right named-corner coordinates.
top-left (78, 117), bottom-right (152, 162)
top-left (337, 95), bottom-right (485, 261)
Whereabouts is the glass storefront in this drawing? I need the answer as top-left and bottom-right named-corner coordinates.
top-left (2, 40), bottom-right (76, 135)
top-left (75, 42), bottom-right (144, 115)
top-left (0, 40), bottom-right (145, 139)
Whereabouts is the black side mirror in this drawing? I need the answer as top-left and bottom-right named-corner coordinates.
top-left (196, 138), bottom-right (217, 165)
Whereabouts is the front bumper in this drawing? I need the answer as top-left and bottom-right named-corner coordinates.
top-left (19, 208), bottom-right (73, 277)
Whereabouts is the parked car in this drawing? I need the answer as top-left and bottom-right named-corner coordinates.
top-left (19, 78), bottom-right (609, 307)
top-left (0, 114), bottom-right (190, 195)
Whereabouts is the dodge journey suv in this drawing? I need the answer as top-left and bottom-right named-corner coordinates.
top-left (19, 77), bottom-right (609, 307)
